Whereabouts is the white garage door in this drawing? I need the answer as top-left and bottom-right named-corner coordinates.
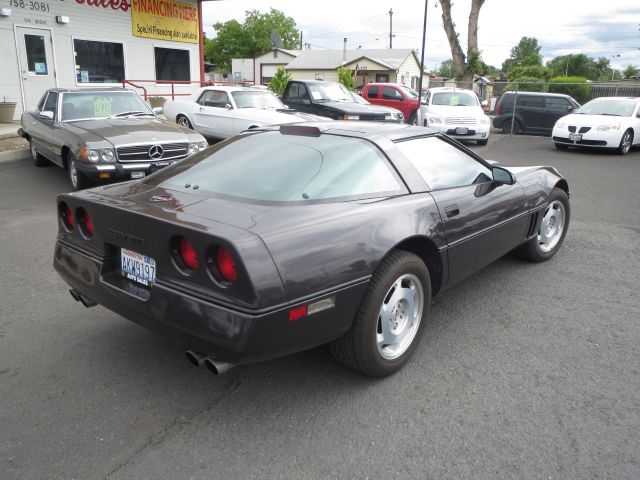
top-left (261, 65), bottom-right (280, 83)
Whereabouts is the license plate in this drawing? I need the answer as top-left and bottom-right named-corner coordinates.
top-left (131, 171), bottom-right (145, 179)
top-left (455, 127), bottom-right (468, 135)
top-left (569, 133), bottom-right (582, 142)
top-left (121, 248), bottom-right (156, 286)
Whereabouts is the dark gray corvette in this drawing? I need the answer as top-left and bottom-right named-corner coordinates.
top-left (20, 88), bottom-right (207, 190)
top-left (54, 122), bottom-right (570, 377)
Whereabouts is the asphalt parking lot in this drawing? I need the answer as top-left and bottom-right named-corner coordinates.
top-left (1, 135), bottom-right (639, 480)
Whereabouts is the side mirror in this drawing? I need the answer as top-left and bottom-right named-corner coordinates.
top-left (225, 103), bottom-right (233, 110)
top-left (567, 106), bottom-right (574, 111)
top-left (152, 107), bottom-right (163, 115)
top-left (492, 166), bottom-right (515, 185)
top-left (40, 110), bottom-right (54, 120)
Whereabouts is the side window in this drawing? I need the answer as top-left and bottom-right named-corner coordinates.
top-left (518, 96), bottom-right (544, 108)
top-left (395, 136), bottom-right (492, 190)
top-left (546, 97), bottom-right (570, 111)
top-left (288, 83), bottom-right (308, 101)
top-left (42, 92), bottom-right (58, 117)
top-left (382, 86), bottom-right (402, 100)
top-left (196, 91), bottom-right (207, 106)
top-left (203, 91), bottom-right (229, 108)
top-left (367, 85), bottom-right (379, 98)
top-left (36, 92), bottom-right (48, 111)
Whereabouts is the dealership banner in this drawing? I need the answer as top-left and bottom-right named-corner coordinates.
top-left (131, 0), bottom-right (199, 44)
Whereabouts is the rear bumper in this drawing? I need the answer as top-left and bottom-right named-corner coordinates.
top-left (53, 240), bottom-right (367, 365)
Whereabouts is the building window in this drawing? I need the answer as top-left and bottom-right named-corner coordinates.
top-left (24, 34), bottom-right (48, 75)
top-left (155, 47), bottom-right (190, 81)
top-left (315, 73), bottom-right (324, 81)
top-left (74, 39), bottom-right (124, 84)
top-left (376, 74), bottom-right (389, 82)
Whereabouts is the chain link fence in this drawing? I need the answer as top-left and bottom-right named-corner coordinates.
top-left (427, 79), bottom-right (640, 137)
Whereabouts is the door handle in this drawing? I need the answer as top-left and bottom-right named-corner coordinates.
top-left (444, 204), bottom-right (460, 218)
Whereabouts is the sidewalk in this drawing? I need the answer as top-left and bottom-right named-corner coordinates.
top-left (0, 121), bottom-right (29, 163)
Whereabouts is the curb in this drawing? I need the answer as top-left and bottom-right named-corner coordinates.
top-left (0, 148), bottom-right (30, 164)
top-left (0, 132), bottom-right (20, 141)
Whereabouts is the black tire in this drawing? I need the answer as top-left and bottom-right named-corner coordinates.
top-left (409, 112), bottom-right (419, 126)
top-left (29, 139), bottom-right (50, 167)
top-left (554, 142), bottom-right (569, 150)
top-left (477, 139), bottom-right (488, 146)
top-left (67, 154), bottom-right (91, 191)
top-left (330, 250), bottom-right (431, 377)
top-left (617, 129), bottom-right (633, 155)
top-left (517, 188), bottom-right (570, 262)
top-left (177, 115), bottom-right (193, 130)
top-left (502, 119), bottom-right (521, 135)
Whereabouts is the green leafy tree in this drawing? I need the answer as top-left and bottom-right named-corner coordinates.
top-left (502, 37), bottom-right (543, 74)
top-left (507, 65), bottom-right (550, 81)
top-left (548, 76), bottom-right (591, 103)
top-left (337, 67), bottom-right (354, 91)
top-left (623, 65), bottom-right (638, 79)
top-left (205, 9), bottom-right (299, 72)
top-left (436, 59), bottom-right (457, 78)
top-left (268, 66), bottom-right (291, 95)
top-left (546, 54), bottom-right (614, 81)
top-left (506, 76), bottom-right (546, 92)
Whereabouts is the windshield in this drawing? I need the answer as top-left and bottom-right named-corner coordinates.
top-left (308, 83), bottom-right (353, 102)
top-left (147, 131), bottom-right (403, 203)
top-left (575, 98), bottom-right (637, 117)
top-left (350, 93), bottom-right (370, 105)
top-left (432, 91), bottom-right (479, 107)
top-left (61, 91), bottom-right (153, 121)
top-left (400, 86), bottom-right (419, 99)
top-left (231, 91), bottom-right (285, 109)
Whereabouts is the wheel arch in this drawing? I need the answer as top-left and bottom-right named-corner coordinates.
top-left (61, 146), bottom-right (72, 169)
top-left (554, 179), bottom-right (569, 196)
top-left (385, 236), bottom-right (444, 296)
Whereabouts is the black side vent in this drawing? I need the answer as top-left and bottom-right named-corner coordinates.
top-left (526, 211), bottom-right (540, 238)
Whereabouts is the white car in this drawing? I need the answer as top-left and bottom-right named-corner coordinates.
top-left (552, 97), bottom-right (640, 155)
top-left (163, 86), bottom-right (322, 139)
top-left (422, 87), bottom-right (491, 145)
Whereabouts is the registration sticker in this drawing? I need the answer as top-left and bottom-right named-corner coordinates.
top-left (121, 248), bottom-right (156, 286)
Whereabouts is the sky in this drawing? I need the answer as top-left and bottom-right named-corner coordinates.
top-left (202, 0), bottom-right (640, 72)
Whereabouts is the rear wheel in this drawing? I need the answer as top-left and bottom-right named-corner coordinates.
top-left (517, 188), bottom-right (570, 262)
top-left (617, 129), bottom-right (633, 155)
top-left (330, 250), bottom-right (431, 377)
top-left (177, 115), bottom-right (193, 130)
top-left (29, 139), bottom-right (50, 167)
top-left (67, 154), bottom-right (91, 191)
top-left (502, 119), bottom-right (522, 135)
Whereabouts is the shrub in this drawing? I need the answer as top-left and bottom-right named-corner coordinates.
top-left (506, 76), bottom-right (547, 92)
top-left (337, 67), bottom-right (354, 91)
top-left (268, 67), bottom-right (291, 96)
top-left (548, 76), bottom-right (591, 104)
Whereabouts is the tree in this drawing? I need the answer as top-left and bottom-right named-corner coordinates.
top-left (205, 9), bottom-right (299, 72)
top-left (436, 59), bottom-right (456, 78)
top-left (623, 65), bottom-right (638, 79)
top-left (502, 36), bottom-right (543, 73)
top-left (337, 67), bottom-right (354, 91)
top-left (439, 0), bottom-right (486, 80)
top-left (507, 65), bottom-right (550, 81)
top-left (546, 54), bottom-right (614, 81)
top-left (268, 66), bottom-right (291, 95)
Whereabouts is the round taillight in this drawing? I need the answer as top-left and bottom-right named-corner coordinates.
top-left (216, 246), bottom-right (237, 282)
top-left (60, 202), bottom-right (74, 230)
top-left (179, 237), bottom-right (198, 270)
top-left (77, 207), bottom-right (93, 238)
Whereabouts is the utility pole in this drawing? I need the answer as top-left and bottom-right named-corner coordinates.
top-left (417, 0), bottom-right (429, 123)
top-left (389, 8), bottom-right (393, 49)
top-left (300, 31), bottom-right (303, 50)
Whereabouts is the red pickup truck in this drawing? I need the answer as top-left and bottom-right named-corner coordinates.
top-left (361, 83), bottom-right (421, 125)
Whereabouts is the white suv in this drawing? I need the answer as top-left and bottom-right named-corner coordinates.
top-left (422, 87), bottom-right (491, 145)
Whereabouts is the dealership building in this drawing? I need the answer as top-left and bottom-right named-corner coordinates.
top-left (0, 0), bottom-right (207, 120)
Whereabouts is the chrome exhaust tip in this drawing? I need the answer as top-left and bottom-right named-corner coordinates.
top-left (204, 357), bottom-right (233, 375)
top-left (185, 350), bottom-right (205, 367)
